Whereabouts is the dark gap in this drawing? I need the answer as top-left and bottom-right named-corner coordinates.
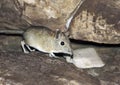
top-left (53, 53), bottom-right (72, 58)
top-left (0, 34), bottom-right (22, 36)
top-left (70, 39), bottom-right (120, 47)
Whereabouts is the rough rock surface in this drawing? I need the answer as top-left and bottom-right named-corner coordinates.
top-left (0, 0), bottom-right (120, 43)
top-left (0, 52), bottom-right (100, 85)
top-left (86, 48), bottom-right (120, 85)
top-left (0, 0), bottom-right (120, 84)
top-left (0, 35), bottom-right (120, 85)
top-left (0, 0), bottom-right (80, 31)
top-left (69, 0), bottom-right (120, 44)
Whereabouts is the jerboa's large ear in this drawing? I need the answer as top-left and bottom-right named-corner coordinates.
top-left (55, 29), bottom-right (62, 39)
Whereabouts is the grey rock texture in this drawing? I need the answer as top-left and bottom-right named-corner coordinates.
top-left (69, 0), bottom-right (120, 44)
top-left (0, 0), bottom-right (120, 85)
top-left (0, 52), bottom-right (100, 85)
top-left (0, 0), bottom-right (120, 43)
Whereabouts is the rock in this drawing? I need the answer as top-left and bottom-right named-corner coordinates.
top-left (16, 0), bottom-right (80, 30)
top-left (69, 0), bottom-right (120, 44)
top-left (0, 35), bottom-right (22, 52)
top-left (0, 0), bottom-right (120, 44)
top-left (66, 48), bottom-right (105, 69)
top-left (0, 52), bottom-right (100, 85)
top-left (85, 48), bottom-right (120, 85)
top-left (0, 0), bottom-right (29, 28)
top-left (0, 0), bottom-right (120, 85)
top-left (0, 0), bottom-right (81, 31)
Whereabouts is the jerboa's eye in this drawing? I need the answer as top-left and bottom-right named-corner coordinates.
top-left (60, 41), bottom-right (65, 46)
